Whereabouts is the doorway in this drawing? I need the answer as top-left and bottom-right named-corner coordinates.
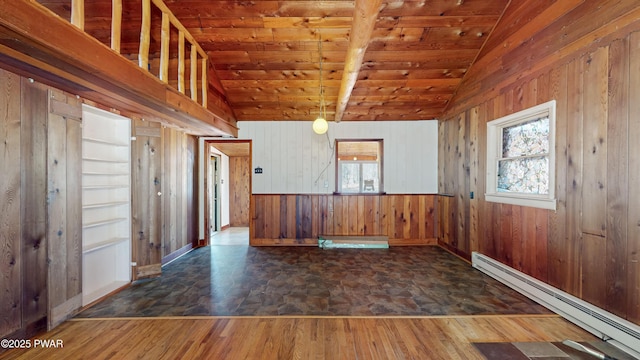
top-left (203, 140), bottom-right (252, 245)
top-left (209, 154), bottom-right (220, 236)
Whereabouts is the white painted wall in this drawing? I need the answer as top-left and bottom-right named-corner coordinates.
top-left (238, 120), bottom-right (438, 194)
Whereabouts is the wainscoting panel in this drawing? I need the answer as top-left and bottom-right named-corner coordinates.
top-left (250, 194), bottom-right (437, 246)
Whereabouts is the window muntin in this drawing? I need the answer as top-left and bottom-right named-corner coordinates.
top-left (336, 140), bottom-right (383, 194)
top-left (498, 117), bottom-right (550, 195)
top-left (486, 100), bottom-right (556, 210)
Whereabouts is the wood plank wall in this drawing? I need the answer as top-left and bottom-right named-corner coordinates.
top-left (229, 156), bottom-right (250, 227)
top-left (47, 88), bottom-right (83, 330)
top-left (0, 69), bottom-right (83, 339)
top-left (131, 120), bottom-right (163, 279)
top-left (438, 0), bottom-right (640, 324)
top-left (131, 120), bottom-right (199, 275)
top-left (251, 194), bottom-right (436, 246)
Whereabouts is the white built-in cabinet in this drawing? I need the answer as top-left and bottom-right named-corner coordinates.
top-left (81, 105), bottom-right (132, 306)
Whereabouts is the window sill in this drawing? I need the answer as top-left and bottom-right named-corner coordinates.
top-left (485, 193), bottom-right (556, 211)
top-left (333, 192), bottom-right (387, 196)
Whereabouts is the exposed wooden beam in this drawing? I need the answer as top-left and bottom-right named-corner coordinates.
top-left (334, 0), bottom-right (382, 122)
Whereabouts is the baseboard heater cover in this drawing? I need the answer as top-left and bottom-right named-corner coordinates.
top-left (471, 252), bottom-right (640, 359)
top-left (318, 235), bottom-right (389, 249)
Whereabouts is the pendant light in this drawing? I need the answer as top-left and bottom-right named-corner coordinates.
top-left (312, 36), bottom-right (329, 135)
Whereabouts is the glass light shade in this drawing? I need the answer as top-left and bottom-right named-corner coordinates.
top-left (312, 117), bottom-right (328, 134)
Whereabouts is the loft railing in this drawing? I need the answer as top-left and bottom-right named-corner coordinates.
top-left (69, 0), bottom-right (208, 108)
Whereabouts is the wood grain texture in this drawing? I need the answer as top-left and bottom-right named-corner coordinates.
top-left (605, 38), bottom-right (629, 318)
top-left (0, 68), bottom-right (22, 337)
top-left (0, 0), bottom-right (237, 136)
top-left (627, 31), bottom-right (640, 325)
top-left (131, 120), bottom-right (163, 279)
top-left (438, 15), bottom-right (640, 327)
top-left (46, 89), bottom-right (83, 330)
top-left (581, 47), bottom-right (608, 237)
top-left (0, 315), bottom-right (595, 360)
top-left (251, 194), bottom-right (438, 246)
top-left (20, 78), bottom-right (49, 333)
top-left (229, 156), bottom-right (250, 227)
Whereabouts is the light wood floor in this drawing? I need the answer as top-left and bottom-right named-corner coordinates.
top-left (1, 315), bottom-right (596, 359)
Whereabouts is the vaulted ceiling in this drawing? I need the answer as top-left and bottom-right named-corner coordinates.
top-left (38, 0), bottom-right (511, 123)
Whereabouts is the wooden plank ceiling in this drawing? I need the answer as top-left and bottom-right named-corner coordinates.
top-left (40, 0), bottom-right (510, 122)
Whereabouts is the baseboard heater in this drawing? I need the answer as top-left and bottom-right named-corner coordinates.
top-left (318, 235), bottom-right (389, 249)
top-left (471, 252), bottom-right (640, 358)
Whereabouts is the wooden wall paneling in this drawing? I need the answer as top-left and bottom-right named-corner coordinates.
top-left (468, 106), bottom-right (479, 253)
top-left (131, 120), bottom-right (162, 279)
top-left (20, 78), bottom-right (48, 333)
top-left (163, 127), bottom-right (177, 257)
top-left (418, 195), bottom-right (427, 240)
top-left (479, 101), bottom-right (495, 258)
top-left (627, 31), bottom-right (640, 324)
top-left (279, 194), bottom-right (288, 238)
top-left (347, 196), bottom-right (358, 235)
top-left (458, 112), bottom-right (469, 254)
top-left (286, 195), bottom-right (296, 239)
top-left (606, 37), bottom-right (629, 317)
top-left (311, 195), bottom-right (320, 238)
top-left (401, 195), bottom-right (412, 240)
top-left (535, 208), bottom-right (549, 282)
top-left (187, 136), bottom-right (197, 247)
top-left (252, 195), bottom-right (265, 240)
top-left (356, 196), bottom-right (365, 236)
top-left (424, 195), bottom-right (436, 239)
top-left (0, 69), bottom-right (22, 337)
top-left (171, 129), bottom-right (180, 251)
top-left (510, 204), bottom-right (524, 272)
top-left (316, 195), bottom-right (325, 237)
top-left (475, 102), bottom-right (489, 256)
top-left (546, 64), bottom-right (569, 289)
top-left (371, 195), bottom-right (381, 236)
top-left (268, 195), bottom-right (279, 239)
top-left (437, 121), bottom-right (445, 192)
top-left (333, 196), bottom-right (344, 235)
top-left (47, 89), bottom-right (82, 329)
top-left (63, 100), bottom-right (82, 305)
top-left (175, 132), bottom-right (184, 250)
top-left (581, 47), bottom-right (609, 237)
top-left (296, 195), bottom-right (312, 239)
top-left (379, 195), bottom-right (389, 238)
top-left (406, 195), bottom-right (420, 241)
top-left (45, 92), bottom-right (67, 314)
top-left (391, 195), bottom-right (403, 241)
top-left (229, 156), bottom-right (250, 227)
top-left (565, 56), bottom-right (584, 297)
top-left (525, 207), bottom-right (540, 276)
top-left (497, 204), bottom-right (512, 266)
top-left (582, 233), bottom-right (608, 309)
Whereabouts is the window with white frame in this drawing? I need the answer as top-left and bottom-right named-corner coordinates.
top-left (336, 140), bottom-right (383, 194)
top-left (486, 100), bottom-right (556, 210)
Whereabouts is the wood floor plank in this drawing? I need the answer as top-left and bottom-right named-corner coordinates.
top-left (0, 315), bottom-right (597, 360)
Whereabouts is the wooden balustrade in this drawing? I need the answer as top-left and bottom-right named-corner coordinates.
top-left (69, 0), bottom-right (208, 109)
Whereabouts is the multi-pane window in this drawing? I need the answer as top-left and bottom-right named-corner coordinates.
top-left (486, 100), bottom-right (556, 210)
top-left (336, 140), bottom-right (383, 194)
